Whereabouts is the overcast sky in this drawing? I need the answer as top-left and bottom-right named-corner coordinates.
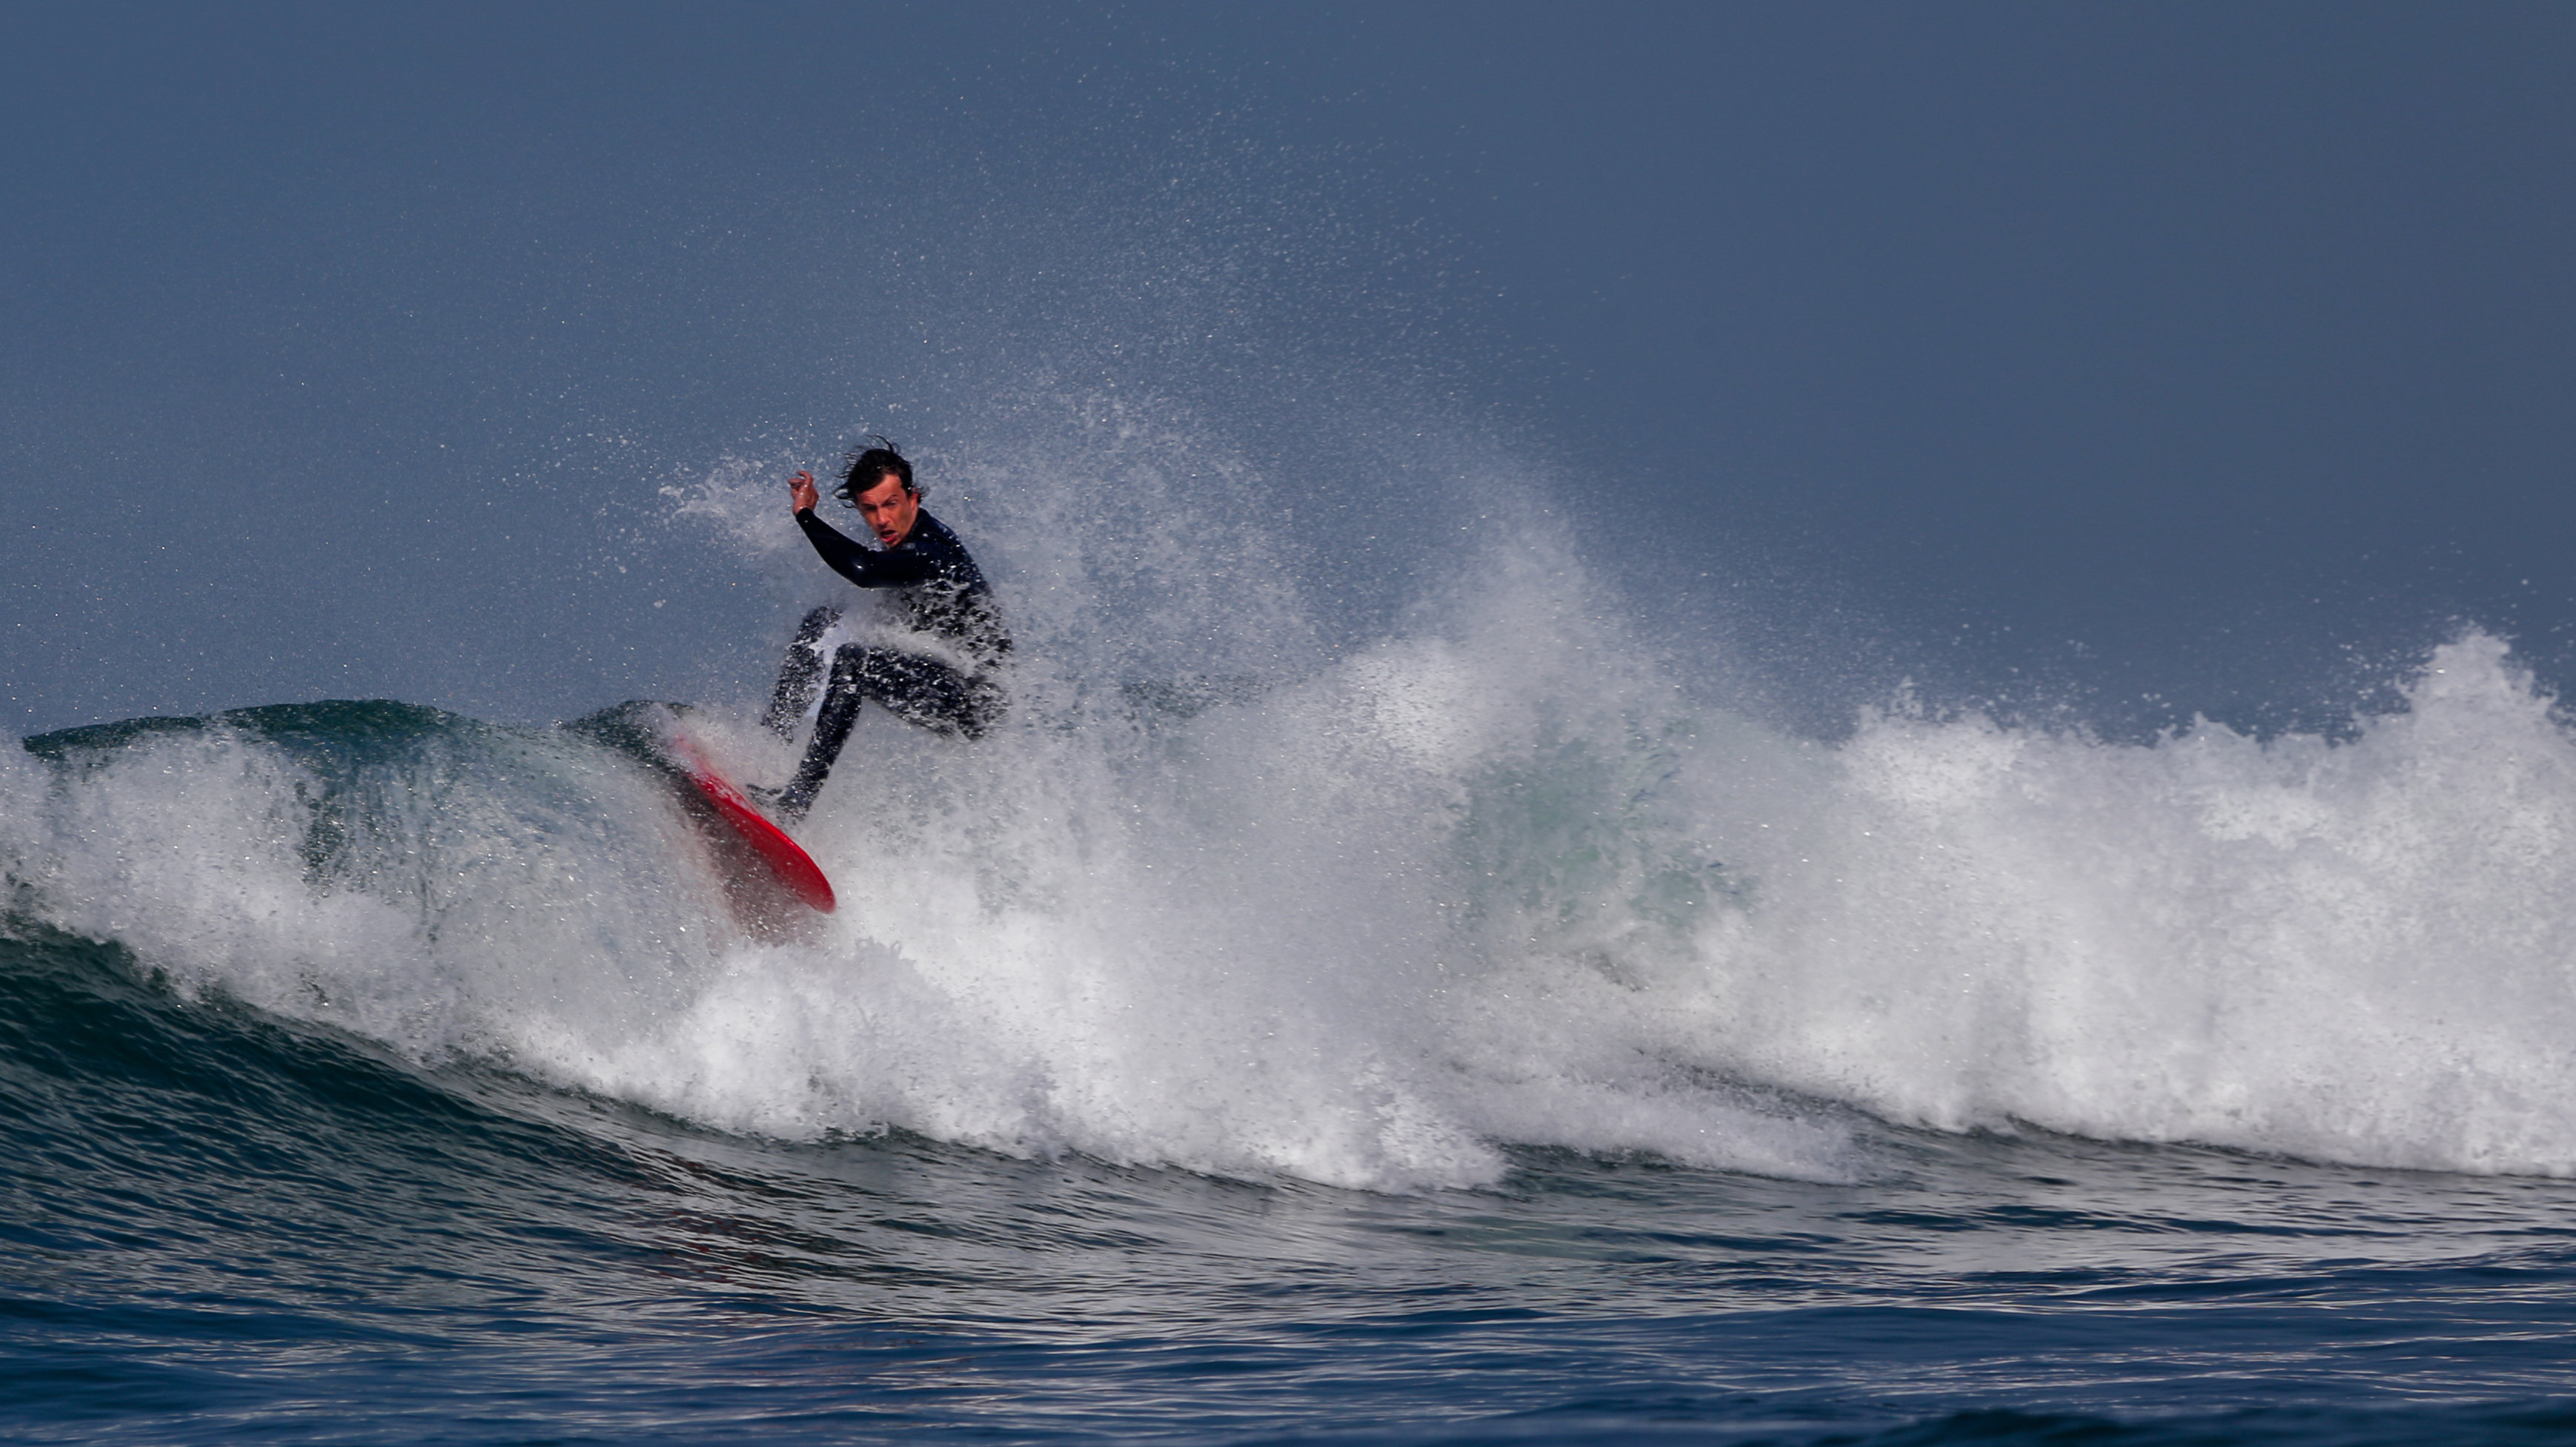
top-left (5, 2), bottom-right (2570, 736)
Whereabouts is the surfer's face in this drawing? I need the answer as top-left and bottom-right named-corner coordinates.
top-left (852, 474), bottom-right (920, 548)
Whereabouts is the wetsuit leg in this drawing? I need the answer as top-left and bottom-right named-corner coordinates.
top-left (777, 644), bottom-right (869, 821)
top-left (850, 649), bottom-right (1003, 740)
top-left (773, 645), bottom-right (1006, 820)
top-left (760, 606), bottom-right (842, 738)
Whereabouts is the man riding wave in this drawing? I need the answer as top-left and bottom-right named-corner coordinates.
top-left (758, 440), bottom-right (1009, 821)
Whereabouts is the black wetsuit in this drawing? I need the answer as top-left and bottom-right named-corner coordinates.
top-left (762, 505), bottom-right (1009, 818)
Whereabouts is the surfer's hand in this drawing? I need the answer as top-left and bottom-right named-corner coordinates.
top-left (789, 471), bottom-right (819, 514)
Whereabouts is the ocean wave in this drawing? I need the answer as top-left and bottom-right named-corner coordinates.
top-left (11, 417), bottom-right (2576, 1188)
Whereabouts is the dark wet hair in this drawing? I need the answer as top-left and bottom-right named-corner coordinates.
top-left (836, 435), bottom-right (914, 503)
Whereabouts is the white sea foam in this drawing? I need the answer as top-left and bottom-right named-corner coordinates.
top-left (12, 411), bottom-right (2576, 1188)
top-left (1683, 629), bottom-right (2576, 1176)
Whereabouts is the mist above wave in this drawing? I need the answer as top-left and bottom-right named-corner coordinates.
top-left (12, 400), bottom-right (2576, 1187)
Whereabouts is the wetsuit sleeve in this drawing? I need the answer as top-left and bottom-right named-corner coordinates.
top-left (795, 509), bottom-right (942, 589)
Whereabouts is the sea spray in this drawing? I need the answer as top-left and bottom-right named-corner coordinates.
top-left (16, 411), bottom-right (2576, 1185)
top-left (1670, 632), bottom-right (2576, 1175)
top-left (5, 706), bottom-right (739, 1056)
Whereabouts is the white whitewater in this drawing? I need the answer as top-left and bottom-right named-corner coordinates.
top-left (10, 407), bottom-right (2576, 1190)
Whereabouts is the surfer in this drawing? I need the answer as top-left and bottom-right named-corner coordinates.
top-left (757, 440), bottom-right (1010, 821)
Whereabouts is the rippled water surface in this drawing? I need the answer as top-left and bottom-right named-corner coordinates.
top-left (13, 910), bottom-right (2576, 1444)
top-left (13, 568), bottom-right (2576, 1443)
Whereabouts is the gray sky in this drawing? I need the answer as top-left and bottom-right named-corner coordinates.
top-left (5, 2), bottom-right (2570, 736)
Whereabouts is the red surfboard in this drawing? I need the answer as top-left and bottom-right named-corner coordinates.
top-left (666, 729), bottom-right (837, 914)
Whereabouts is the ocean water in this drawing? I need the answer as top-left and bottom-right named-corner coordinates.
top-left (12, 428), bottom-right (2576, 1443)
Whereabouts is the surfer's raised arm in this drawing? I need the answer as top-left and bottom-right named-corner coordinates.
top-left (789, 492), bottom-right (946, 592)
top-left (751, 440), bottom-right (1011, 825)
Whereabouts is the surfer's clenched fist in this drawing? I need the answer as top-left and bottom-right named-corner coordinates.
top-left (788, 470), bottom-right (820, 514)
